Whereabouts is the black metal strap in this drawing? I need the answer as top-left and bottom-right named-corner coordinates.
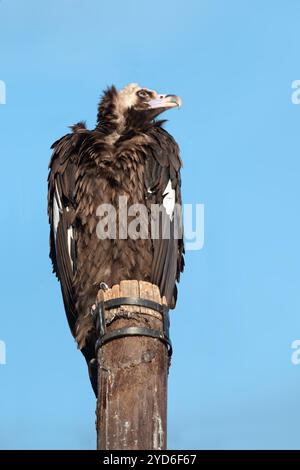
top-left (95, 326), bottom-right (172, 355)
top-left (95, 296), bottom-right (172, 356)
top-left (103, 297), bottom-right (165, 315)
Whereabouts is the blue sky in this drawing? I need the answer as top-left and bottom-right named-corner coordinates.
top-left (1, 0), bottom-right (300, 450)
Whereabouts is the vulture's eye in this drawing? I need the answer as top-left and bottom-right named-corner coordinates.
top-left (137, 89), bottom-right (150, 99)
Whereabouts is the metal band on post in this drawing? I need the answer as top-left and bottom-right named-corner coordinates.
top-left (95, 297), bottom-right (172, 356)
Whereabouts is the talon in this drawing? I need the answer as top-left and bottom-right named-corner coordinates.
top-left (99, 282), bottom-right (109, 291)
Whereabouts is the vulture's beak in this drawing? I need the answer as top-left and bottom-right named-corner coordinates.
top-left (148, 94), bottom-right (182, 110)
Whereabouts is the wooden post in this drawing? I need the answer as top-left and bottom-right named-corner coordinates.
top-left (96, 280), bottom-right (170, 450)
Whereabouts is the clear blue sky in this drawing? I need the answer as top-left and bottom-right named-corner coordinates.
top-left (1, 0), bottom-right (300, 450)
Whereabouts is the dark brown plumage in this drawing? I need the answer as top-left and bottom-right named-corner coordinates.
top-left (48, 84), bottom-right (184, 394)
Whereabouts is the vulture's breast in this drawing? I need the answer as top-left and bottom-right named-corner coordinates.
top-left (74, 141), bottom-right (153, 290)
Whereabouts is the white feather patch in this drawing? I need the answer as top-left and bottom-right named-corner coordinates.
top-left (67, 225), bottom-right (73, 269)
top-left (53, 194), bottom-right (73, 269)
top-left (54, 182), bottom-right (62, 210)
top-left (163, 180), bottom-right (175, 220)
top-left (53, 195), bottom-right (60, 241)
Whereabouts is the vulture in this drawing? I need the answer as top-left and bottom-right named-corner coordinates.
top-left (48, 83), bottom-right (184, 394)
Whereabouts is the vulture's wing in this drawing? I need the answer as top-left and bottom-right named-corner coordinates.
top-left (47, 125), bottom-right (86, 335)
top-left (146, 125), bottom-right (185, 307)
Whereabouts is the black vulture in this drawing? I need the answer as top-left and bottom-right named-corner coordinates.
top-left (48, 84), bottom-right (184, 393)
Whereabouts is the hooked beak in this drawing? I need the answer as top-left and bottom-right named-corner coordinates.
top-left (148, 94), bottom-right (182, 110)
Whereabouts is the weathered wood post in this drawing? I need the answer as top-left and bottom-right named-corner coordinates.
top-left (95, 280), bottom-right (171, 450)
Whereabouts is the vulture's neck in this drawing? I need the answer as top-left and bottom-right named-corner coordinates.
top-left (97, 113), bottom-right (156, 146)
top-left (96, 91), bottom-right (153, 144)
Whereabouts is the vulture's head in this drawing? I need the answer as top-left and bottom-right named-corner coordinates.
top-left (97, 83), bottom-right (182, 133)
